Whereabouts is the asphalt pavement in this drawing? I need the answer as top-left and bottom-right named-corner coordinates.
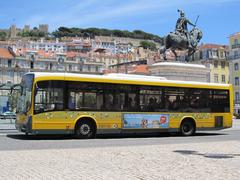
top-left (0, 119), bottom-right (239, 151)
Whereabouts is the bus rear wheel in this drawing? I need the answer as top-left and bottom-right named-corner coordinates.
top-left (75, 120), bottom-right (96, 139)
top-left (180, 120), bottom-right (195, 136)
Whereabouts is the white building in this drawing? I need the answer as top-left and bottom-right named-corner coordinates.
top-left (27, 38), bottom-right (67, 53)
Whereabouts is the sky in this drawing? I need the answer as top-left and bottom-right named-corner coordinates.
top-left (0, 0), bottom-right (239, 45)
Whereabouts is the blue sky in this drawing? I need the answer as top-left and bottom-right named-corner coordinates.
top-left (0, 0), bottom-right (239, 45)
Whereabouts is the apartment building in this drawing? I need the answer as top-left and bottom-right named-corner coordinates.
top-left (228, 32), bottom-right (240, 114)
top-left (0, 48), bottom-right (104, 85)
top-left (27, 38), bottom-right (67, 53)
top-left (193, 44), bottom-right (229, 84)
top-left (67, 39), bottom-right (92, 53)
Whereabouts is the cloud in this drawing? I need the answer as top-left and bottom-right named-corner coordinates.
top-left (21, 0), bottom-right (239, 30)
top-left (42, 0), bottom-right (181, 29)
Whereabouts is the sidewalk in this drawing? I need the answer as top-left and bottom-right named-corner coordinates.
top-left (0, 119), bottom-right (17, 134)
top-left (230, 118), bottom-right (240, 130)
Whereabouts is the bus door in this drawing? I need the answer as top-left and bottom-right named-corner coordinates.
top-left (33, 80), bottom-right (68, 132)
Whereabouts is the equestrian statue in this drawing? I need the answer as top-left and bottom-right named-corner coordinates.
top-left (160, 10), bottom-right (203, 61)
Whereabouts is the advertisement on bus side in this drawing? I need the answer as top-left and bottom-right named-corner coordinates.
top-left (123, 114), bottom-right (169, 128)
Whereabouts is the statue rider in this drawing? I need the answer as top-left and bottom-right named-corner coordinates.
top-left (175, 10), bottom-right (195, 48)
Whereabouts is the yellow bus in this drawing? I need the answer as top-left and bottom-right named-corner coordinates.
top-left (15, 72), bottom-right (233, 138)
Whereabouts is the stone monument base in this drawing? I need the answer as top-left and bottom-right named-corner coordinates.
top-left (148, 62), bottom-right (210, 82)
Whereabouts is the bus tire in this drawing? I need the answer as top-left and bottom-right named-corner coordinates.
top-left (74, 119), bottom-right (96, 139)
top-left (180, 119), bottom-right (196, 136)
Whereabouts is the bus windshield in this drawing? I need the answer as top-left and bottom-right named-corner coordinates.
top-left (16, 74), bottom-right (34, 113)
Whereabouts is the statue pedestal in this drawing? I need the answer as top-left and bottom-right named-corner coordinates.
top-left (148, 62), bottom-right (210, 82)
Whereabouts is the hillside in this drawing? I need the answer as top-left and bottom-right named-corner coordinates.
top-left (52, 27), bottom-right (163, 44)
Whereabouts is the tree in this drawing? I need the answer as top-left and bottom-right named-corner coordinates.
top-left (51, 27), bottom-right (163, 44)
top-left (18, 27), bottom-right (46, 38)
top-left (140, 41), bottom-right (157, 51)
top-left (0, 31), bottom-right (7, 41)
top-left (8, 90), bottom-right (20, 112)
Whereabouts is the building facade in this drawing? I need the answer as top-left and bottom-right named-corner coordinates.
top-left (193, 44), bottom-right (229, 84)
top-left (228, 32), bottom-right (240, 114)
top-left (0, 47), bottom-right (104, 85)
top-left (27, 38), bottom-right (67, 53)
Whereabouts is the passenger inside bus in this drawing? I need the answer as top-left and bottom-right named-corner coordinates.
top-left (68, 94), bottom-right (75, 109)
top-left (172, 95), bottom-right (181, 110)
top-left (147, 97), bottom-right (155, 112)
top-left (165, 95), bottom-right (171, 110)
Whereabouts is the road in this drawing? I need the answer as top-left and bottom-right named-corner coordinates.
top-left (0, 120), bottom-right (239, 151)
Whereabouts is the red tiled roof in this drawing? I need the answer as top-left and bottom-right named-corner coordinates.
top-left (199, 44), bottom-right (229, 50)
top-left (67, 51), bottom-right (77, 58)
top-left (0, 48), bottom-right (14, 59)
top-left (129, 65), bottom-right (149, 75)
top-left (37, 49), bottom-right (55, 58)
top-left (15, 48), bottom-right (27, 56)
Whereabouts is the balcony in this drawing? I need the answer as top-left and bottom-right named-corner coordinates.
top-left (234, 100), bottom-right (240, 105)
top-left (228, 54), bottom-right (240, 60)
top-left (232, 44), bottom-right (240, 49)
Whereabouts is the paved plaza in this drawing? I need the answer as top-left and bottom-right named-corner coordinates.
top-left (0, 120), bottom-right (239, 180)
top-left (0, 141), bottom-right (240, 179)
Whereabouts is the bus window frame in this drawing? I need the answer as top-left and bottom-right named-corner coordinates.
top-left (33, 80), bottom-right (231, 114)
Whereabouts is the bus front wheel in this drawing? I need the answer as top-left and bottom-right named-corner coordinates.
top-left (75, 120), bottom-right (96, 139)
top-left (180, 120), bottom-right (195, 136)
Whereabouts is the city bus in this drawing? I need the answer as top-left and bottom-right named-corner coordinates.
top-left (15, 72), bottom-right (233, 138)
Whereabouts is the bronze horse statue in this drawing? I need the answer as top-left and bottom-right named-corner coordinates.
top-left (160, 27), bottom-right (203, 61)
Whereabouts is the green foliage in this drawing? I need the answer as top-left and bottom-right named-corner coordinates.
top-left (0, 31), bottom-right (7, 41)
top-left (8, 90), bottom-right (20, 112)
top-left (18, 28), bottom-right (47, 38)
top-left (52, 27), bottom-right (163, 43)
top-left (140, 41), bottom-right (157, 51)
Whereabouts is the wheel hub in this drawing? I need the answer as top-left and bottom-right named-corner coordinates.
top-left (80, 124), bottom-right (90, 135)
top-left (183, 124), bottom-right (190, 132)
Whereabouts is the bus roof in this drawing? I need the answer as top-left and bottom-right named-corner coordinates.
top-left (27, 72), bottom-right (231, 89)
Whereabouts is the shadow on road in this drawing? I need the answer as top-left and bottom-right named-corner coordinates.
top-left (6, 132), bottom-right (227, 141)
top-left (6, 134), bottom-right (73, 140)
top-left (174, 150), bottom-right (240, 159)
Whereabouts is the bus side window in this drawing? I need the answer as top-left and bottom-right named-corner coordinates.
top-left (68, 92), bottom-right (76, 109)
top-left (171, 95), bottom-right (181, 110)
top-left (104, 93), bottom-right (113, 110)
top-left (165, 95), bottom-right (171, 110)
top-left (113, 93), bottom-right (125, 111)
top-left (128, 94), bottom-right (139, 111)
